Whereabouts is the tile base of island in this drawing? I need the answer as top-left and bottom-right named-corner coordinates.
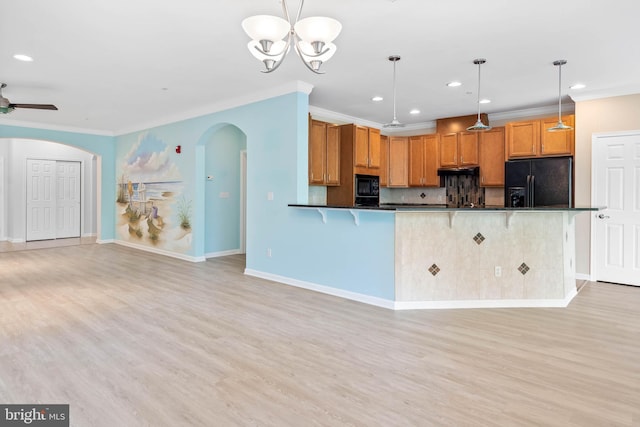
top-left (285, 205), bottom-right (600, 310)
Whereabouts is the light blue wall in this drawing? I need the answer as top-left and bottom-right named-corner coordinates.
top-left (117, 91), bottom-right (395, 299)
top-left (2, 89), bottom-right (396, 301)
top-left (204, 125), bottom-right (246, 254)
top-left (0, 124), bottom-right (116, 240)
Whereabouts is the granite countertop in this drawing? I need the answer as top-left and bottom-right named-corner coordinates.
top-left (289, 203), bottom-right (603, 212)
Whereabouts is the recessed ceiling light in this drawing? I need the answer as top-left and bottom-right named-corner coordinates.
top-left (447, 81), bottom-right (462, 87)
top-left (570, 83), bottom-right (586, 90)
top-left (409, 109), bottom-right (420, 115)
top-left (372, 96), bottom-right (383, 102)
top-left (13, 54), bottom-right (33, 62)
top-left (479, 99), bottom-right (491, 104)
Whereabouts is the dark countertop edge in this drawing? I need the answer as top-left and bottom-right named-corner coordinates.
top-left (288, 204), bottom-right (604, 212)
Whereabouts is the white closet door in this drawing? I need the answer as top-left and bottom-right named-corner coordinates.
top-left (26, 159), bottom-right (56, 241)
top-left (55, 161), bottom-right (81, 238)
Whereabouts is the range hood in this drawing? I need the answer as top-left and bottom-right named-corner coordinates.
top-left (437, 166), bottom-right (480, 176)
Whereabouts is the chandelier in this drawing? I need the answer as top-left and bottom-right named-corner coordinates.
top-left (241, 0), bottom-right (342, 74)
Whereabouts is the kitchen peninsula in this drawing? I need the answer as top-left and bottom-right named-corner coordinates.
top-left (288, 204), bottom-right (600, 310)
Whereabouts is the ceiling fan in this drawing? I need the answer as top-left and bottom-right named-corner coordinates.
top-left (0, 83), bottom-right (58, 114)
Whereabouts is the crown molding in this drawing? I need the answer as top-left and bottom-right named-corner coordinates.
top-left (569, 85), bottom-right (640, 102)
top-left (0, 117), bottom-right (115, 136)
top-left (488, 104), bottom-right (575, 123)
top-left (116, 80), bottom-right (314, 136)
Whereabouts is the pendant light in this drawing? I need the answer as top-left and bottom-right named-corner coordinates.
top-left (383, 55), bottom-right (405, 128)
top-left (467, 58), bottom-right (492, 132)
top-left (548, 60), bottom-right (573, 132)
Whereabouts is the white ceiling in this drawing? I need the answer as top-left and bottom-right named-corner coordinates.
top-left (1, 0), bottom-right (639, 135)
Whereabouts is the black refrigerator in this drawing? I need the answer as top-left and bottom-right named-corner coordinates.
top-left (504, 156), bottom-right (573, 207)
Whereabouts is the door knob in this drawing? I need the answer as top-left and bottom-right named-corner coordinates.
top-left (597, 213), bottom-right (610, 219)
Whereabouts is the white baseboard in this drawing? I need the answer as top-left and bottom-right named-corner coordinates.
top-left (244, 269), bottom-right (579, 310)
top-left (205, 249), bottom-right (242, 259)
top-left (394, 288), bottom-right (578, 310)
top-left (96, 238), bottom-right (114, 244)
top-left (115, 240), bottom-right (206, 262)
top-left (9, 238), bottom-right (25, 244)
top-left (82, 232), bottom-right (97, 238)
top-left (244, 269), bottom-right (396, 310)
top-left (575, 273), bottom-right (594, 281)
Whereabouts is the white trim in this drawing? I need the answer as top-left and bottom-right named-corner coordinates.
top-left (488, 104), bottom-right (575, 122)
top-left (115, 240), bottom-right (206, 262)
top-left (569, 85), bottom-right (640, 102)
top-left (393, 289), bottom-right (578, 310)
top-left (0, 118), bottom-right (114, 136)
top-left (575, 273), bottom-right (594, 282)
top-left (243, 269), bottom-right (579, 310)
top-left (82, 232), bottom-right (97, 238)
top-left (116, 81), bottom-right (314, 135)
top-left (205, 249), bottom-right (242, 259)
top-left (96, 238), bottom-right (114, 244)
top-left (9, 238), bottom-right (25, 243)
top-left (244, 269), bottom-right (396, 310)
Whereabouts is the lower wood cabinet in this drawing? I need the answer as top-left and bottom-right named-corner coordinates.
top-left (388, 136), bottom-right (409, 187)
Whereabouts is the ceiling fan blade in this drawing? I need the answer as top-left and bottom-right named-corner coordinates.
top-left (10, 103), bottom-right (58, 110)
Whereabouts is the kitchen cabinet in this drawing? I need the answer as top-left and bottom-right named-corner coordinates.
top-left (439, 132), bottom-right (478, 167)
top-left (540, 115), bottom-right (575, 156)
top-left (506, 115), bottom-right (574, 159)
top-left (354, 125), bottom-right (380, 172)
top-left (327, 124), bottom-right (381, 206)
top-left (388, 136), bottom-right (409, 187)
top-left (308, 119), bottom-right (340, 186)
top-left (478, 127), bottom-right (505, 187)
top-left (380, 135), bottom-right (389, 187)
top-left (409, 134), bottom-right (439, 187)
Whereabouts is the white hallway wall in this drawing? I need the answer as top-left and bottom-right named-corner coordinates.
top-left (0, 138), bottom-right (97, 242)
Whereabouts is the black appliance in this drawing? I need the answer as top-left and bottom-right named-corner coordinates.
top-left (354, 174), bottom-right (380, 206)
top-left (504, 156), bottom-right (572, 207)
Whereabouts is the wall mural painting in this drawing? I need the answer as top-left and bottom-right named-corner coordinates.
top-left (116, 132), bottom-right (192, 253)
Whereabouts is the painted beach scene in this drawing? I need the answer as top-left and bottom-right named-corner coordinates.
top-left (116, 132), bottom-right (192, 253)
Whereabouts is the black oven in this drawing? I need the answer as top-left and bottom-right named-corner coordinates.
top-left (355, 174), bottom-right (380, 206)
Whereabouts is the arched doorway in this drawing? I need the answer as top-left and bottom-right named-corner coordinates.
top-left (199, 124), bottom-right (247, 259)
top-left (0, 138), bottom-right (100, 251)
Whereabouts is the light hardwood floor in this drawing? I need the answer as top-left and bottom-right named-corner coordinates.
top-left (0, 243), bottom-right (638, 426)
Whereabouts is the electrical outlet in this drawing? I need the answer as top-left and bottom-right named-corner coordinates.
top-left (494, 266), bottom-right (502, 277)
top-left (267, 192), bottom-right (274, 201)
top-left (267, 248), bottom-right (272, 257)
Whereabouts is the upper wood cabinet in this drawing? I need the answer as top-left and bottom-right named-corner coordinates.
top-left (380, 135), bottom-right (389, 187)
top-left (439, 132), bottom-right (479, 167)
top-left (353, 125), bottom-right (380, 171)
top-left (478, 127), bottom-right (505, 187)
top-left (540, 115), bottom-right (575, 156)
top-left (368, 128), bottom-right (381, 169)
top-left (439, 133), bottom-right (458, 167)
top-left (458, 132), bottom-right (479, 166)
top-left (506, 115), bottom-right (574, 159)
top-left (308, 119), bottom-right (340, 186)
top-left (409, 134), bottom-right (439, 187)
top-left (388, 136), bottom-right (409, 187)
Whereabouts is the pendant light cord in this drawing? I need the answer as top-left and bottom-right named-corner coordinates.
top-left (557, 62), bottom-right (563, 123)
top-left (392, 58), bottom-right (398, 121)
top-left (476, 61), bottom-right (482, 121)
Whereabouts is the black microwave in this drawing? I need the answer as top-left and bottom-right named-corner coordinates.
top-left (355, 174), bottom-right (379, 206)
